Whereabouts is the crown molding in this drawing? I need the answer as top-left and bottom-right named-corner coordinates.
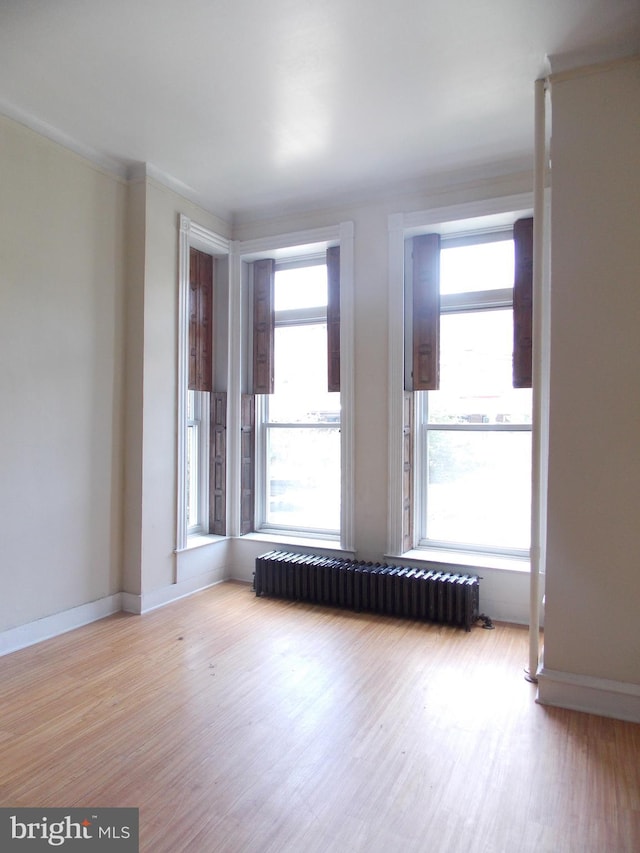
top-left (127, 163), bottom-right (232, 224)
top-left (0, 99), bottom-right (129, 179)
top-left (547, 49), bottom-right (639, 81)
top-left (0, 104), bottom-right (233, 223)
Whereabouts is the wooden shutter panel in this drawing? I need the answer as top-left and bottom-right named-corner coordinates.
top-left (327, 245), bottom-right (340, 392)
top-left (189, 247), bottom-right (213, 392)
top-left (210, 392), bottom-right (227, 535)
top-left (412, 233), bottom-right (441, 391)
top-left (513, 217), bottom-right (534, 388)
top-left (240, 394), bottom-right (255, 535)
top-left (253, 259), bottom-right (275, 394)
top-left (402, 391), bottom-right (414, 553)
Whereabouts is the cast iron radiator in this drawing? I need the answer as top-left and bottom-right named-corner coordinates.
top-left (254, 551), bottom-right (481, 631)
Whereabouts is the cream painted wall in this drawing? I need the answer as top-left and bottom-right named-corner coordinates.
top-left (0, 107), bottom-right (541, 638)
top-left (544, 59), bottom-right (640, 685)
top-left (0, 115), bottom-right (126, 631)
top-left (122, 179), bottom-right (146, 597)
top-left (124, 178), bottom-right (231, 596)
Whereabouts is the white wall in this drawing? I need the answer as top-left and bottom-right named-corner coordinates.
top-left (0, 124), bottom-right (237, 637)
top-left (0, 115), bottom-right (126, 631)
top-left (540, 59), bottom-right (640, 710)
top-left (122, 178), bottom-right (146, 597)
top-left (123, 176), bottom-right (232, 600)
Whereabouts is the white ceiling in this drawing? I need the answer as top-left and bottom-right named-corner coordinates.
top-left (0, 0), bottom-right (638, 222)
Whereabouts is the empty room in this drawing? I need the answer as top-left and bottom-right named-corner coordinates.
top-left (1, 1), bottom-right (639, 851)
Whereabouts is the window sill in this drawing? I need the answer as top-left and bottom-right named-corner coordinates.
top-left (242, 530), bottom-right (353, 557)
top-left (391, 548), bottom-right (530, 574)
top-left (176, 533), bottom-right (227, 553)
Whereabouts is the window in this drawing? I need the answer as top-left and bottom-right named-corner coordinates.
top-left (255, 261), bottom-right (341, 536)
top-left (413, 231), bottom-right (532, 556)
top-left (176, 216), bottom-right (230, 553)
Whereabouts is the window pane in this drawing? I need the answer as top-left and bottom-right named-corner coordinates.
top-left (440, 240), bottom-right (514, 295)
top-left (266, 428), bottom-right (340, 530)
top-left (186, 423), bottom-right (199, 529)
top-left (428, 308), bottom-right (532, 424)
top-left (274, 264), bottom-right (327, 310)
top-left (426, 430), bottom-right (531, 550)
top-left (268, 323), bottom-right (340, 423)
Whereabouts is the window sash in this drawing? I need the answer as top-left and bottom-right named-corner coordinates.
top-left (417, 349), bottom-right (533, 555)
top-left (256, 405), bottom-right (341, 536)
top-left (441, 288), bottom-right (513, 313)
top-left (263, 421), bottom-right (341, 429)
top-left (255, 294), bottom-right (341, 535)
top-left (414, 238), bottom-right (532, 556)
top-left (424, 422), bottom-right (532, 432)
top-left (275, 306), bottom-right (326, 326)
top-left (186, 422), bottom-right (200, 530)
top-left (262, 423), bottom-right (340, 538)
top-left (186, 389), bottom-right (210, 535)
top-left (417, 420), bottom-right (532, 557)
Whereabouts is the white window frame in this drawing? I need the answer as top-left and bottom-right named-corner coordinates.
top-left (176, 215), bottom-right (230, 552)
top-left (414, 234), bottom-right (532, 557)
top-left (387, 194), bottom-right (536, 561)
top-left (233, 221), bottom-right (354, 549)
top-left (255, 261), bottom-right (340, 538)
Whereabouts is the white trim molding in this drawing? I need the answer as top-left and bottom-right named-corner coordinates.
top-left (338, 220), bottom-right (356, 552)
top-left (122, 568), bottom-right (227, 615)
top-left (387, 212), bottom-right (406, 556)
top-left (0, 571), bottom-right (231, 657)
top-left (227, 241), bottom-right (243, 538)
top-left (386, 192), bottom-right (534, 558)
top-left (236, 225), bottom-right (344, 260)
top-left (234, 221), bottom-right (355, 552)
top-left (0, 99), bottom-right (129, 180)
top-left (537, 666), bottom-right (640, 723)
top-left (400, 192), bottom-right (535, 236)
top-left (0, 594), bottom-right (123, 657)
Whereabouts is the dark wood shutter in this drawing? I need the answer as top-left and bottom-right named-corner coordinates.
top-left (402, 391), bottom-right (414, 553)
top-left (412, 233), bottom-right (441, 391)
top-left (189, 247), bottom-right (213, 392)
top-left (240, 394), bottom-right (255, 535)
top-left (210, 392), bottom-right (227, 535)
top-left (513, 217), bottom-right (534, 388)
top-left (253, 259), bottom-right (275, 394)
top-left (327, 245), bottom-right (340, 392)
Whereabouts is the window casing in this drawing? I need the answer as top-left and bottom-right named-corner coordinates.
top-left (415, 231), bottom-right (532, 557)
top-left (176, 216), bottom-right (230, 554)
top-left (255, 260), bottom-right (341, 537)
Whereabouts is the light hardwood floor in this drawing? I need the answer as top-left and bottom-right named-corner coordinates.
top-left (2, 581), bottom-right (639, 852)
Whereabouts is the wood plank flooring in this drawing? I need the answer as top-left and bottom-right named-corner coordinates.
top-left (1, 581), bottom-right (639, 852)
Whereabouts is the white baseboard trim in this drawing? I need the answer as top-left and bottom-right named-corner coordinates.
top-left (0, 594), bottom-right (123, 657)
top-left (122, 566), bottom-right (228, 615)
top-left (537, 666), bottom-right (640, 723)
top-left (1, 568), bottom-right (231, 656)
